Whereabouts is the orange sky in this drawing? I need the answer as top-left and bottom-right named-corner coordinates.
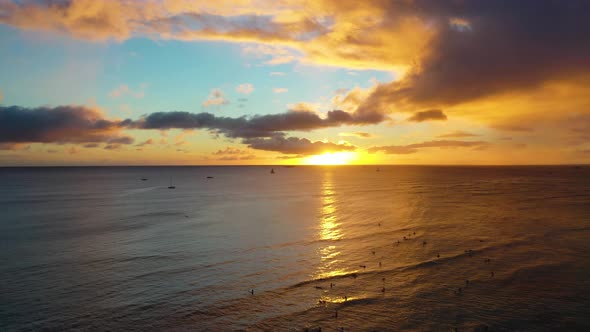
top-left (0, 0), bottom-right (589, 165)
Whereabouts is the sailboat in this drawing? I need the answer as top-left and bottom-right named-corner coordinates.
top-left (270, 168), bottom-right (275, 174)
top-left (168, 176), bottom-right (176, 189)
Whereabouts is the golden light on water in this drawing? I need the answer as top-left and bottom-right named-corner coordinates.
top-left (304, 152), bottom-right (357, 165)
top-left (315, 171), bottom-right (353, 279)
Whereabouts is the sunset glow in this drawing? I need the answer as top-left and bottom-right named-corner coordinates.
top-left (0, 1), bottom-right (588, 165)
top-left (304, 152), bottom-right (357, 165)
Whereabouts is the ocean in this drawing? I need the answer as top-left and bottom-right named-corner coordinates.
top-left (1, 166), bottom-right (589, 331)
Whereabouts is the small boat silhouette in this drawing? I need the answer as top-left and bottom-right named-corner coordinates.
top-left (270, 168), bottom-right (275, 174)
top-left (168, 176), bottom-right (176, 189)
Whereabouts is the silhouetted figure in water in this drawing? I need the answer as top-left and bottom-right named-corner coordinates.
top-left (458, 287), bottom-right (462, 294)
top-left (360, 265), bottom-right (366, 269)
top-left (491, 271), bottom-right (495, 277)
top-left (466, 280), bottom-right (470, 287)
top-left (334, 310), bottom-right (338, 318)
top-left (382, 277), bottom-right (386, 282)
top-left (330, 283), bottom-right (334, 289)
top-left (381, 287), bottom-right (385, 293)
top-left (413, 231), bottom-right (416, 235)
top-left (422, 241), bottom-right (427, 246)
top-left (378, 223), bottom-right (381, 227)
top-left (437, 253), bottom-right (440, 258)
top-left (379, 261), bottom-right (382, 267)
top-left (372, 250), bottom-right (376, 255)
top-left (344, 295), bottom-right (348, 301)
top-left (250, 289), bottom-right (254, 295)
top-left (403, 236), bottom-right (407, 241)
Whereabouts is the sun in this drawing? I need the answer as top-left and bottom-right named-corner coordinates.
top-left (304, 152), bottom-right (357, 165)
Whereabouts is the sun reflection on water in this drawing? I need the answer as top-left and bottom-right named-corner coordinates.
top-left (315, 171), bottom-right (352, 279)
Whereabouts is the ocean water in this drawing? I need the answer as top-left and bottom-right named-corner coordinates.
top-left (0, 166), bottom-right (589, 331)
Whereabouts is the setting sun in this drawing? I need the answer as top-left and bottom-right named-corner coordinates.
top-left (304, 152), bottom-right (357, 165)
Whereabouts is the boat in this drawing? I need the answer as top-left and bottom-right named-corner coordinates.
top-left (270, 168), bottom-right (275, 174)
top-left (168, 176), bottom-right (176, 189)
top-left (141, 178), bottom-right (148, 181)
top-left (206, 176), bottom-right (214, 179)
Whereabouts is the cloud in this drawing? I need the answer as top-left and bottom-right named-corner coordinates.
top-left (437, 130), bottom-right (478, 138)
top-left (213, 147), bottom-right (257, 160)
top-left (202, 88), bottom-right (229, 107)
top-left (332, 87), bottom-right (373, 113)
top-left (241, 44), bottom-right (300, 65)
top-left (217, 154), bottom-right (257, 161)
top-left (0, 143), bottom-right (29, 151)
top-left (287, 102), bottom-right (321, 113)
top-left (369, 140), bottom-right (488, 155)
top-left (0, 105), bottom-right (133, 145)
top-left (491, 124), bottom-right (534, 132)
top-left (130, 108), bottom-right (386, 139)
top-left (355, 1), bottom-right (590, 114)
top-left (136, 138), bottom-right (154, 147)
top-left (213, 147), bottom-right (250, 155)
top-left (109, 84), bottom-right (145, 99)
top-left (104, 143), bottom-right (122, 150)
top-left (338, 132), bottom-right (373, 138)
top-left (270, 72), bottom-right (285, 76)
top-left (243, 134), bottom-right (355, 155)
top-left (0, 1), bottom-right (428, 70)
top-left (407, 109), bottom-right (447, 122)
top-left (236, 83), bottom-right (254, 95)
top-left (273, 88), bottom-right (288, 94)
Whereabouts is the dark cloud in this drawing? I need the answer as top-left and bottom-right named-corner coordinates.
top-left (437, 130), bottom-right (478, 138)
top-left (0, 105), bottom-right (133, 144)
top-left (135, 138), bottom-right (154, 147)
top-left (339, 132), bottom-right (374, 138)
top-left (407, 109), bottom-right (447, 122)
top-left (130, 108), bottom-right (385, 138)
top-left (104, 144), bottom-right (122, 150)
top-left (213, 147), bottom-right (250, 155)
top-left (243, 134), bottom-right (356, 155)
top-left (358, 0), bottom-right (590, 112)
top-left (369, 140), bottom-right (488, 154)
top-left (0, 104), bottom-right (379, 155)
top-left (217, 154), bottom-right (257, 161)
top-left (0, 143), bottom-right (29, 151)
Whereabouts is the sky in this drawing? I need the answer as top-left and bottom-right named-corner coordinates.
top-left (0, 0), bottom-right (589, 165)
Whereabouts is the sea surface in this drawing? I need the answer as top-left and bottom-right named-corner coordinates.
top-left (1, 166), bottom-right (589, 331)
